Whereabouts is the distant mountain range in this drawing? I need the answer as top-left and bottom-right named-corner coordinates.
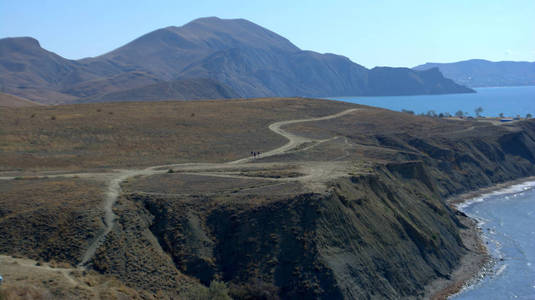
top-left (414, 59), bottom-right (535, 87)
top-left (0, 17), bottom-right (473, 104)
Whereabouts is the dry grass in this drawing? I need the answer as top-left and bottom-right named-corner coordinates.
top-left (0, 255), bottom-right (145, 300)
top-left (0, 286), bottom-right (54, 300)
top-left (124, 173), bottom-right (269, 195)
top-left (0, 98), bottom-right (356, 171)
top-left (286, 107), bottom-right (479, 139)
top-left (0, 92), bottom-right (41, 108)
top-left (0, 178), bottom-right (105, 263)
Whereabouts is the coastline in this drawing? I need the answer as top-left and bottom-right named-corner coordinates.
top-left (424, 176), bottom-right (535, 300)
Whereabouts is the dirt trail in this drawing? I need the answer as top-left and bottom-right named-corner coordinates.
top-left (230, 108), bottom-right (359, 164)
top-left (1, 108), bottom-right (360, 266)
top-left (0, 255), bottom-right (80, 287)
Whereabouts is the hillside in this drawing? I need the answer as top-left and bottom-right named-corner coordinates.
top-left (83, 78), bottom-right (239, 103)
top-left (2, 98), bottom-right (535, 299)
top-left (414, 59), bottom-right (535, 87)
top-left (60, 71), bottom-right (162, 99)
top-left (1, 17), bottom-right (473, 104)
top-left (0, 37), bottom-right (100, 104)
top-left (0, 92), bottom-right (40, 107)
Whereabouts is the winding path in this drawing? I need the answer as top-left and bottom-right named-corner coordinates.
top-left (230, 108), bottom-right (359, 164)
top-left (2, 108), bottom-right (360, 267)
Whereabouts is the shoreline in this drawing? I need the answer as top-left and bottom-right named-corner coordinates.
top-left (424, 176), bottom-right (535, 300)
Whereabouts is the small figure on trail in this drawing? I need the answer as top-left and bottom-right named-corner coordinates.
top-left (253, 152), bottom-right (257, 158)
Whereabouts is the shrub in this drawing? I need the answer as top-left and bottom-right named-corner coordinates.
top-left (0, 286), bottom-right (54, 300)
top-left (475, 107), bottom-right (483, 117)
top-left (229, 280), bottom-right (280, 300)
top-left (401, 109), bottom-right (414, 115)
top-left (209, 281), bottom-right (232, 300)
top-left (181, 281), bottom-right (232, 300)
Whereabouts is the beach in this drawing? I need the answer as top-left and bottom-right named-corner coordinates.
top-left (425, 176), bottom-right (535, 299)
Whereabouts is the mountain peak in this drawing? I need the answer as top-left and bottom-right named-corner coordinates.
top-left (0, 37), bottom-right (42, 54)
top-left (169, 16), bottom-right (300, 53)
top-left (1, 17), bottom-right (475, 103)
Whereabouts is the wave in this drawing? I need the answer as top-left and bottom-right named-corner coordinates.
top-left (456, 180), bottom-right (535, 210)
top-left (495, 264), bottom-right (507, 277)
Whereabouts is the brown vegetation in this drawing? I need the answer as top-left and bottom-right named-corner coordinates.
top-left (0, 92), bottom-right (40, 107)
top-left (2, 97), bottom-right (535, 299)
top-left (0, 98), bottom-right (354, 171)
top-left (0, 178), bottom-right (105, 263)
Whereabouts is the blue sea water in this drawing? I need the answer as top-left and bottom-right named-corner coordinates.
top-left (330, 86), bottom-right (535, 117)
top-left (452, 183), bottom-right (535, 299)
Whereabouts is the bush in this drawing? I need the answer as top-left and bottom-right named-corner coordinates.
top-left (0, 286), bottom-right (54, 300)
top-left (209, 281), bottom-right (232, 300)
top-left (181, 281), bottom-right (232, 300)
top-left (229, 280), bottom-right (280, 300)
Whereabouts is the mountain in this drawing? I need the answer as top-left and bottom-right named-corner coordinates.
top-left (414, 59), bottom-right (535, 87)
top-left (1, 17), bottom-right (474, 104)
top-left (367, 67), bottom-right (472, 95)
top-left (0, 92), bottom-right (40, 107)
top-left (83, 78), bottom-right (239, 103)
top-left (60, 71), bottom-right (162, 99)
top-left (84, 17), bottom-right (300, 81)
top-left (0, 37), bottom-right (103, 104)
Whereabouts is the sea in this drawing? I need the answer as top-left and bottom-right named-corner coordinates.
top-left (330, 86), bottom-right (535, 117)
top-left (452, 182), bottom-right (535, 299)
top-left (331, 86), bottom-right (535, 299)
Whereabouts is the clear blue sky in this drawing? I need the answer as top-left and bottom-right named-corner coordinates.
top-left (1, 0), bottom-right (534, 68)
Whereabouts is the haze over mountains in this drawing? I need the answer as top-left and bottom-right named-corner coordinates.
top-left (0, 17), bottom-right (473, 104)
top-left (415, 59), bottom-right (535, 88)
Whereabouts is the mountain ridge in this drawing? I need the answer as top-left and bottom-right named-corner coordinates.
top-left (414, 59), bottom-right (535, 87)
top-left (1, 17), bottom-right (474, 104)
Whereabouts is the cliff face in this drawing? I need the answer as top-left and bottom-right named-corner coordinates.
top-left (97, 120), bottom-right (535, 299)
top-left (2, 100), bottom-right (535, 299)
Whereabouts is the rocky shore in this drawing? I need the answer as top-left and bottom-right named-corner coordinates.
top-left (427, 176), bottom-right (535, 299)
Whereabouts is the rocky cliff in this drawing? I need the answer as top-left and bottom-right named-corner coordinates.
top-left (95, 113), bottom-right (535, 298)
top-left (2, 100), bottom-right (534, 299)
